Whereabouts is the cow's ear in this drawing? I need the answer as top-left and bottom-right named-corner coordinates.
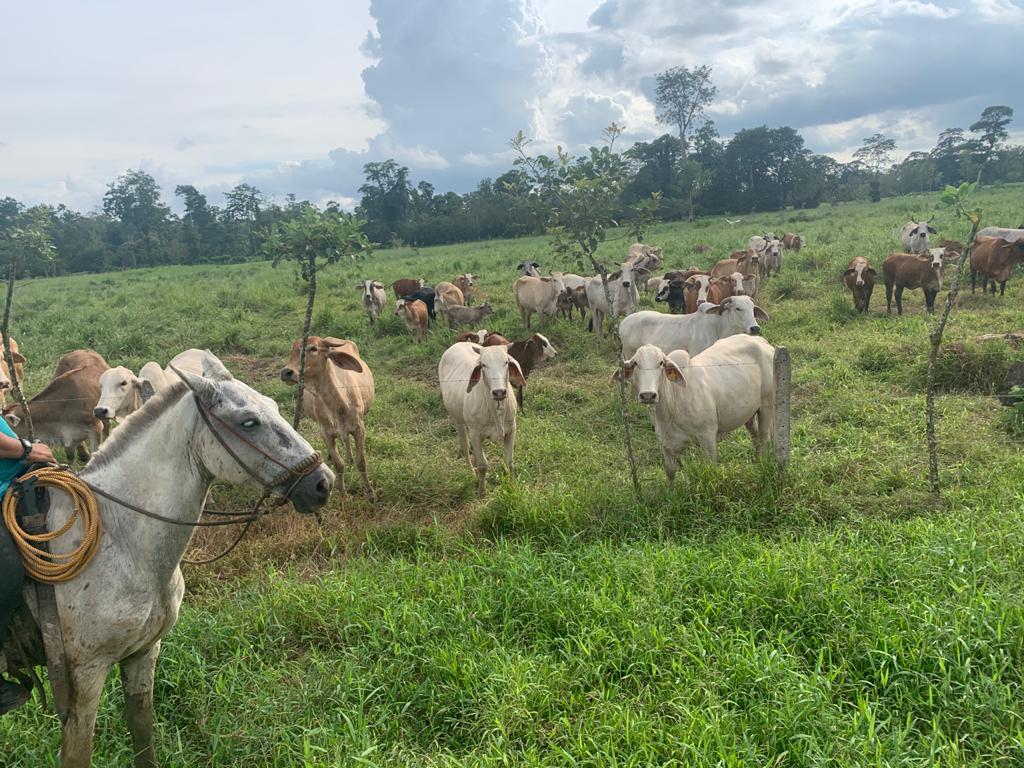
top-left (355, 282), bottom-right (364, 291)
top-left (467, 364), bottom-right (483, 392)
top-left (328, 351), bottom-right (364, 373)
top-left (8, 351), bottom-right (25, 364)
top-left (867, 268), bottom-right (877, 276)
top-left (927, 226), bottom-right (937, 234)
top-left (139, 379), bottom-right (157, 403)
top-left (753, 306), bottom-right (770, 322)
top-left (664, 362), bottom-right (686, 386)
top-left (373, 281), bottom-right (385, 289)
top-left (507, 358), bottom-right (527, 388)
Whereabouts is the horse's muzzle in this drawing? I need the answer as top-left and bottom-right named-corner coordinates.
top-left (286, 464), bottom-right (336, 513)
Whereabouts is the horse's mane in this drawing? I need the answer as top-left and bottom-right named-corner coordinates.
top-left (83, 380), bottom-right (190, 474)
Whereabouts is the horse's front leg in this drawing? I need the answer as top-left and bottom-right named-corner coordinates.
top-left (121, 643), bottom-right (160, 768)
top-left (59, 662), bottom-right (110, 768)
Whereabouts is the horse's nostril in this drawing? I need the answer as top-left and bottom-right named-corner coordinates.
top-left (315, 478), bottom-right (331, 498)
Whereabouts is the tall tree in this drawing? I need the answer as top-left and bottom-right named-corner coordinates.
top-left (853, 133), bottom-right (896, 201)
top-left (931, 128), bottom-right (965, 187)
top-left (969, 105), bottom-right (1013, 184)
top-left (102, 169), bottom-right (169, 267)
top-left (654, 65), bottom-right (717, 151)
top-left (223, 183), bottom-right (264, 259)
top-left (175, 185), bottom-right (217, 263)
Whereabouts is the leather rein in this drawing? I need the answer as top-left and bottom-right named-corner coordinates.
top-left (79, 376), bottom-right (323, 565)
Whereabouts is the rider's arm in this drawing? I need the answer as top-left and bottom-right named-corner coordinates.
top-left (0, 433), bottom-right (55, 463)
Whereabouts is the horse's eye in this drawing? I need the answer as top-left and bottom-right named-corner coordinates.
top-left (120, 380), bottom-right (128, 386)
top-left (241, 418), bottom-right (259, 429)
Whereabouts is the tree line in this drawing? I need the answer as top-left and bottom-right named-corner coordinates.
top-left (1, 65), bottom-right (1019, 275)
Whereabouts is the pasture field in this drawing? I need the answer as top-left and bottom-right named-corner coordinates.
top-left (3, 186), bottom-right (1024, 766)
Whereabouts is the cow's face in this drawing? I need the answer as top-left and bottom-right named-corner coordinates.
top-left (94, 366), bottom-right (139, 420)
top-left (618, 262), bottom-right (635, 289)
top-left (709, 295), bottom-right (769, 335)
top-left (685, 275), bottom-right (711, 306)
top-left (928, 249), bottom-right (944, 271)
top-left (620, 345), bottom-right (687, 405)
top-left (467, 346), bottom-right (525, 401)
top-left (281, 336), bottom-right (362, 385)
top-left (532, 333), bottom-right (558, 360)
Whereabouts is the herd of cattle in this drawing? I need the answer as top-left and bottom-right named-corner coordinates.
top-left (1, 220), bottom-right (1021, 498)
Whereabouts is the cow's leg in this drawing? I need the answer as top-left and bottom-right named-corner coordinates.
top-left (1000, 280), bottom-right (1007, 297)
top-left (502, 428), bottom-right (516, 481)
top-left (925, 288), bottom-right (936, 312)
top-left (470, 432), bottom-right (488, 498)
top-left (971, 268), bottom-right (977, 293)
top-left (324, 431), bottom-right (346, 493)
top-left (697, 433), bottom-right (718, 463)
top-left (744, 417), bottom-right (760, 453)
top-left (662, 447), bottom-right (677, 486)
top-left (352, 425), bottom-right (374, 501)
top-left (343, 434), bottom-right (353, 464)
top-left (59, 662), bottom-right (110, 768)
top-left (757, 404), bottom-right (775, 455)
top-left (885, 282), bottom-right (894, 314)
top-left (894, 285), bottom-right (904, 315)
top-left (121, 643), bottom-right (160, 768)
top-left (864, 286), bottom-right (872, 313)
top-left (454, 422), bottom-right (469, 462)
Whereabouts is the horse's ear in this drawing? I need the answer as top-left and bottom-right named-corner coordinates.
top-left (201, 351), bottom-right (234, 381)
top-left (170, 365), bottom-right (219, 405)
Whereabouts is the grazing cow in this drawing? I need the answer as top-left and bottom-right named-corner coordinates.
top-left (619, 295), bottom-right (769, 359)
top-left (938, 238), bottom-right (964, 254)
top-left (711, 250), bottom-right (759, 278)
top-left (900, 220), bottom-right (936, 254)
top-left (586, 262), bottom-right (639, 337)
top-left (357, 279), bottom-right (387, 324)
top-left (782, 233), bottom-right (805, 251)
top-left (438, 342), bottom-right (525, 498)
top-left (434, 281), bottom-right (465, 324)
top-left (391, 278), bottom-right (425, 299)
top-left (626, 243), bottom-right (663, 274)
top-left (883, 251), bottom-right (943, 314)
top-left (978, 226), bottom-right (1024, 244)
top-left (396, 299), bottom-right (429, 342)
top-left (0, 337), bottom-right (25, 405)
top-left (971, 236), bottom-right (1024, 296)
top-left (843, 257), bottom-right (876, 313)
top-left (517, 260), bottom-right (541, 277)
top-left (281, 336), bottom-right (375, 499)
top-left (404, 286), bottom-right (437, 320)
top-left (514, 274), bottom-right (566, 328)
top-left (614, 337), bottom-right (776, 479)
top-left (93, 363), bottom-right (169, 421)
top-left (445, 302), bottom-right (494, 329)
top-left (453, 273), bottom-right (477, 303)
top-left (4, 349), bottom-right (109, 462)
top-left (506, 332), bottom-right (558, 409)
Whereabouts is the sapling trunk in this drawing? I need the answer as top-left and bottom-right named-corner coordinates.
top-left (589, 253), bottom-right (640, 494)
top-left (926, 220), bottom-right (980, 496)
top-left (1, 265), bottom-right (33, 440)
top-left (292, 255), bottom-right (317, 429)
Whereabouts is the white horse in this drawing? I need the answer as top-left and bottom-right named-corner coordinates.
top-left (2, 351), bottom-right (335, 767)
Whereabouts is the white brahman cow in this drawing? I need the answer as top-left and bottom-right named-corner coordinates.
top-left (619, 295), bottom-right (769, 359)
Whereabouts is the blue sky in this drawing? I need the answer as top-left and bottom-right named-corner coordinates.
top-left (1, 0), bottom-right (1020, 212)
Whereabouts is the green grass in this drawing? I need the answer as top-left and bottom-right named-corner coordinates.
top-left (3, 186), bottom-right (1024, 765)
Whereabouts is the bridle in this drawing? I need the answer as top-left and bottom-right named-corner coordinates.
top-left (82, 372), bottom-right (324, 565)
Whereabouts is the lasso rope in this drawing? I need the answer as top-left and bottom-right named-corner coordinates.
top-left (1, 466), bottom-right (101, 584)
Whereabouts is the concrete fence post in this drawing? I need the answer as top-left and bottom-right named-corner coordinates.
top-left (773, 347), bottom-right (791, 468)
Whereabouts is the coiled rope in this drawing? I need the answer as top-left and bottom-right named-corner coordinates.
top-left (1, 466), bottom-right (101, 583)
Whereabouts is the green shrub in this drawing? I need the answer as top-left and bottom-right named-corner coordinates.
top-left (914, 342), bottom-right (1021, 394)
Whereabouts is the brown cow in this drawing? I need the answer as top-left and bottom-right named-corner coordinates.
top-left (395, 299), bottom-right (429, 342)
top-left (0, 337), bottom-right (25, 405)
top-left (782, 233), bottom-right (804, 251)
top-left (434, 281), bottom-right (465, 323)
top-left (453, 274), bottom-right (476, 304)
top-left (506, 333), bottom-right (558, 409)
top-left (280, 337), bottom-right (375, 499)
top-left (843, 257), bottom-right (876, 313)
top-left (456, 330), bottom-right (511, 345)
top-left (711, 250), bottom-right (759, 278)
top-left (391, 278), bottom-right (425, 299)
top-left (971, 236), bottom-right (1024, 296)
top-left (883, 251), bottom-right (943, 314)
top-left (4, 349), bottom-right (108, 462)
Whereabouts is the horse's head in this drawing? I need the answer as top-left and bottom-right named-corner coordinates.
top-left (171, 353), bottom-right (335, 514)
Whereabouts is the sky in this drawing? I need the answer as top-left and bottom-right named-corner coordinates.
top-left (1, 0), bottom-right (1021, 213)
